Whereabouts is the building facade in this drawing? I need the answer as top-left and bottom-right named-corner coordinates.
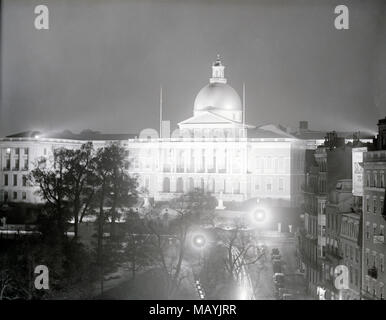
top-left (340, 211), bottom-right (362, 300)
top-left (298, 135), bottom-right (354, 299)
top-left (126, 56), bottom-right (307, 208)
top-left (361, 118), bottom-right (386, 300)
top-left (0, 131), bottom-right (129, 204)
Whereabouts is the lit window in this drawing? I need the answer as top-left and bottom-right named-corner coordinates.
top-left (266, 178), bottom-right (272, 192)
top-left (279, 178), bottom-right (284, 191)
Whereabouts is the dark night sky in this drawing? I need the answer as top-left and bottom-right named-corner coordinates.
top-left (1, 0), bottom-right (385, 137)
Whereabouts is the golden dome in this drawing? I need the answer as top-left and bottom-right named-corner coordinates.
top-left (194, 82), bottom-right (242, 112)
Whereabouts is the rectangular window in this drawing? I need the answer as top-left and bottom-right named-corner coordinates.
top-left (6, 159), bottom-right (10, 170)
top-left (279, 178), bottom-right (284, 191)
top-left (266, 179), bottom-right (272, 192)
top-left (13, 174), bottom-right (17, 186)
top-left (4, 174), bottom-right (8, 186)
top-left (374, 172), bottom-right (378, 188)
top-left (13, 191), bottom-right (17, 200)
top-left (24, 148), bottom-right (29, 155)
top-left (22, 176), bottom-right (27, 187)
top-left (374, 197), bottom-right (378, 214)
top-left (279, 158), bottom-right (284, 171)
top-left (22, 192), bottom-right (26, 200)
top-left (23, 159), bottom-right (28, 170)
top-left (15, 148), bottom-right (20, 155)
top-left (14, 159), bottom-right (19, 170)
top-left (381, 255), bottom-right (384, 273)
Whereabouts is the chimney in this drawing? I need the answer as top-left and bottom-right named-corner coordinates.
top-left (324, 131), bottom-right (342, 149)
top-left (299, 121), bottom-right (309, 131)
top-left (377, 117), bottom-right (386, 150)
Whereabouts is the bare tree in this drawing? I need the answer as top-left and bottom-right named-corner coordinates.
top-left (219, 220), bottom-right (264, 282)
top-left (146, 190), bottom-right (216, 299)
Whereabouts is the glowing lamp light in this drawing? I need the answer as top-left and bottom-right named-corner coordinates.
top-left (192, 234), bottom-right (207, 249)
top-left (253, 208), bottom-right (266, 222)
top-left (237, 286), bottom-right (249, 300)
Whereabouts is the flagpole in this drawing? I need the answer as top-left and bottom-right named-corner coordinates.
top-left (159, 86), bottom-right (163, 138)
top-left (243, 82), bottom-right (246, 138)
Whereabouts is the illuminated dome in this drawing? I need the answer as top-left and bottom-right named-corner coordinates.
top-left (194, 82), bottom-right (242, 112)
top-left (193, 55), bottom-right (242, 122)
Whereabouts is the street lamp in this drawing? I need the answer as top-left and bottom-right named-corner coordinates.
top-left (253, 208), bottom-right (266, 223)
top-left (192, 234), bottom-right (207, 249)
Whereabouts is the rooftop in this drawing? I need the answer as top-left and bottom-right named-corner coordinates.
top-left (5, 130), bottom-right (137, 141)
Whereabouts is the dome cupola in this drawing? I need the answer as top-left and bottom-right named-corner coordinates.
top-left (193, 55), bottom-right (242, 122)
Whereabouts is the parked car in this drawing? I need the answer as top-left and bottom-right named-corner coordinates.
top-left (282, 293), bottom-right (296, 300)
top-left (271, 248), bottom-right (280, 256)
top-left (272, 259), bottom-right (282, 273)
top-left (273, 273), bottom-right (285, 285)
top-left (271, 254), bottom-right (282, 261)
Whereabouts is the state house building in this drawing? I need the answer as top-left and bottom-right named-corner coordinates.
top-left (0, 56), bottom-right (325, 209)
top-left (126, 56), bottom-right (307, 208)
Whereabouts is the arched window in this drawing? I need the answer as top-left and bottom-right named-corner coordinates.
top-left (163, 177), bottom-right (170, 193)
top-left (188, 177), bottom-right (194, 192)
top-left (176, 177), bottom-right (184, 193)
top-left (208, 179), bottom-right (215, 193)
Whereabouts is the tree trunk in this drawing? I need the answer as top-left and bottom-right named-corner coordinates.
top-left (74, 203), bottom-right (79, 239)
top-left (110, 173), bottom-right (118, 239)
top-left (97, 187), bottom-right (105, 296)
top-left (132, 250), bottom-right (136, 279)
